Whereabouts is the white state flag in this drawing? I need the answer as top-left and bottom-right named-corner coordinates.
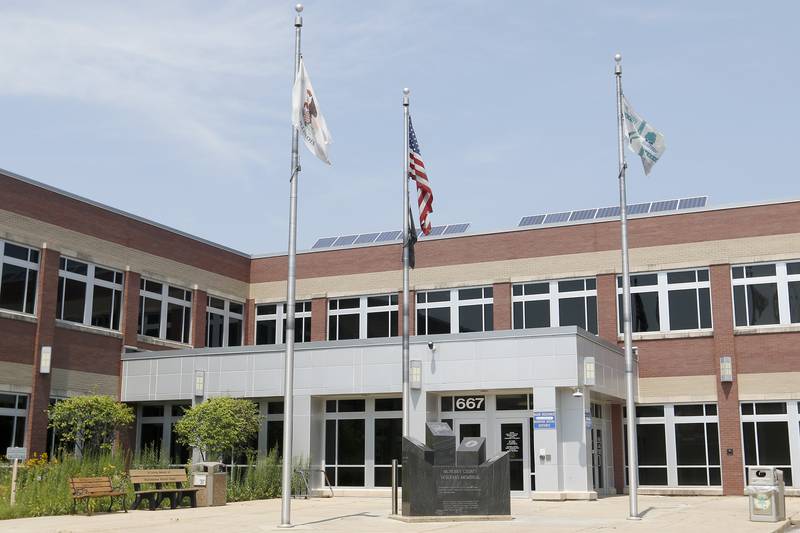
top-left (292, 58), bottom-right (332, 165)
top-left (622, 96), bottom-right (665, 175)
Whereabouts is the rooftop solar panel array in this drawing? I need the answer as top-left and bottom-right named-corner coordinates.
top-left (518, 196), bottom-right (708, 227)
top-left (312, 223), bottom-right (471, 250)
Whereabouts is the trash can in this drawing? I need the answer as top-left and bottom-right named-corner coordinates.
top-left (193, 461), bottom-right (227, 507)
top-left (745, 467), bottom-right (785, 522)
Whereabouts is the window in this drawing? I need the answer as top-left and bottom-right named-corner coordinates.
top-left (138, 279), bottom-right (192, 343)
top-left (741, 402), bottom-right (794, 485)
top-left (0, 393), bottom-right (28, 449)
top-left (513, 278), bottom-right (597, 333)
top-left (266, 400), bottom-right (285, 457)
top-left (0, 240), bottom-right (39, 315)
top-left (137, 402), bottom-right (191, 463)
top-left (624, 403), bottom-right (720, 487)
top-left (255, 302), bottom-right (311, 345)
top-left (416, 287), bottom-right (493, 335)
top-left (374, 397), bottom-right (402, 487)
top-left (732, 261), bottom-right (800, 328)
top-left (206, 296), bottom-right (243, 347)
top-left (324, 399), bottom-right (366, 487)
top-left (328, 295), bottom-right (398, 341)
top-left (57, 257), bottom-right (123, 330)
top-left (618, 269), bottom-right (711, 334)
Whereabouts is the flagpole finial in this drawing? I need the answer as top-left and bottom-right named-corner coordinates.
top-left (403, 88), bottom-right (410, 96)
top-left (614, 53), bottom-right (621, 63)
top-left (295, 4), bottom-right (303, 13)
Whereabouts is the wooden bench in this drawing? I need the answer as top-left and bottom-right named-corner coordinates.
top-left (129, 468), bottom-right (199, 510)
top-left (69, 476), bottom-right (128, 515)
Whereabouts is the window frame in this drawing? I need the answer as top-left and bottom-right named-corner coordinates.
top-left (0, 392), bottom-right (29, 449)
top-left (617, 268), bottom-right (712, 334)
top-left (416, 286), bottom-right (493, 335)
top-left (0, 239), bottom-right (39, 316)
top-left (57, 256), bottom-right (124, 331)
top-left (327, 294), bottom-right (398, 341)
top-left (205, 296), bottom-right (244, 348)
top-left (731, 261), bottom-right (800, 329)
top-left (255, 301), bottom-right (312, 345)
top-left (512, 277), bottom-right (597, 333)
top-left (138, 279), bottom-right (192, 344)
top-left (740, 401), bottom-right (800, 487)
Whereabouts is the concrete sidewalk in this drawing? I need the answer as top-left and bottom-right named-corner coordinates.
top-left (3, 495), bottom-right (799, 533)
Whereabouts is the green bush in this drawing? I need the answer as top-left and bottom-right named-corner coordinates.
top-left (48, 395), bottom-right (134, 455)
top-left (174, 397), bottom-right (261, 462)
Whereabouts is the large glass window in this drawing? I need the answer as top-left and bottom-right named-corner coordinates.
top-left (0, 393), bottom-right (28, 449)
top-left (732, 261), bottom-right (800, 328)
top-left (137, 279), bottom-right (192, 344)
top-left (741, 402), bottom-right (794, 486)
top-left (206, 296), bottom-right (243, 348)
top-left (255, 302), bottom-right (311, 345)
top-left (618, 269), bottom-right (711, 334)
top-left (513, 278), bottom-right (597, 333)
top-left (328, 295), bottom-right (398, 341)
top-left (0, 240), bottom-right (39, 315)
top-left (416, 287), bottom-right (493, 335)
top-left (624, 403), bottom-right (720, 487)
top-left (57, 257), bottom-right (123, 330)
top-left (324, 399), bottom-right (366, 487)
top-left (137, 402), bottom-right (191, 463)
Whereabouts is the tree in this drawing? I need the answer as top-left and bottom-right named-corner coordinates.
top-left (174, 397), bottom-right (261, 461)
top-left (48, 395), bottom-right (135, 455)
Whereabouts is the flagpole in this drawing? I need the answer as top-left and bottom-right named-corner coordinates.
top-left (401, 88), bottom-right (411, 437)
top-left (615, 53), bottom-right (640, 521)
top-left (279, 3), bottom-right (303, 528)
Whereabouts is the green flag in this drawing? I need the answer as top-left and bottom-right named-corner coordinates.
top-left (622, 96), bottom-right (665, 175)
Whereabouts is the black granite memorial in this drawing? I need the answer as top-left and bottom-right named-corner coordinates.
top-left (401, 421), bottom-right (510, 517)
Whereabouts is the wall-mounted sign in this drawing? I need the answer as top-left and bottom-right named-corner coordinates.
top-left (585, 410), bottom-right (592, 429)
top-left (533, 411), bottom-right (556, 430)
top-left (6, 447), bottom-right (26, 461)
top-left (454, 396), bottom-right (485, 411)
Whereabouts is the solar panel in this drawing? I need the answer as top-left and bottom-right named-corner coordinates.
top-left (544, 212), bottom-right (571, 224)
top-left (333, 235), bottom-right (357, 246)
top-left (427, 226), bottom-right (446, 236)
top-left (595, 206), bottom-right (620, 218)
top-left (354, 232), bottom-right (379, 245)
top-left (569, 208), bottom-right (598, 221)
top-left (312, 237), bottom-right (337, 249)
top-left (444, 223), bottom-right (470, 235)
top-left (678, 196), bottom-right (707, 209)
top-left (519, 215), bottom-right (546, 227)
top-left (650, 199), bottom-right (679, 212)
top-left (375, 230), bottom-right (402, 242)
top-left (626, 203), bottom-right (650, 215)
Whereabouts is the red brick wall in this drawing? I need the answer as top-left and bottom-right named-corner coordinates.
top-left (634, 337), bottom-right (717, 378)
top-left (120, 271), bottom-right (140, 348)
top-left (244, 298), bottom-right (255, 345)
top-left (492, 283), bottom-right (511, 330)
top-left (0, 317), bottom-right (36, 364)
top-left (710, 264), bottom-right (744, 495)
top-left (0, 173), bottom-right (250, 281)
top-left (596, 274), bottom-right (617, 343)
top-left (311, 297), bottom-right (327, 341)
top-left (52, 327), bottom-right (123, 376)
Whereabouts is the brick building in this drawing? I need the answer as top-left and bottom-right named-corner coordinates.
top-left (2, 168), bottom-right (799, 499)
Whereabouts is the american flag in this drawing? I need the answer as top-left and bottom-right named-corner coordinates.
top-left (408, 117), bottom-right (433, 235)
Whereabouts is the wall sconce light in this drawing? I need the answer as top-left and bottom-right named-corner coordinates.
top-left (572, 387), bottom-right (584, 398)
top-left (720, 356), bottom-right (733, 382)
top-left (583, 357), bottom-right (596, 387)
top-left (39, 346), bottom-right (52, 374)
top-left (410, 360), bottom-right (422, 390)
top-left (194, 370), bottom-right (206, 397)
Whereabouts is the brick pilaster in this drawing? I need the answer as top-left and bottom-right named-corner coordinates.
top-left (492, 282), bottom-right (511, 330)
top-left (120, 271), bottom-right (141, 349)
top-left (244, 298), bottom-right (256, 345)
top-left (310, 297), bottom-right (327, 341)
top-left (710, 264), bottom-right (744, 495)
top-left (191, 289), bottom-right (207, 348)
top-left (596, 274), bottom-right (618, 343)
top-left (24, 247), bottom-right (60, 454)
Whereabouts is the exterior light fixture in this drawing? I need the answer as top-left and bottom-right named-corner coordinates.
top-left (572, 387), bottom-right (584, 398)
top-left (194, 370), bottom-right (206, 397)
top-left (39, 346), bottom-right (52, 374)
top-left (410, 360), bottom-right (422, 390)
top-left (583, 357), bottom-right (596, 386)
top-left (720, 356), bottom-right (733, 382)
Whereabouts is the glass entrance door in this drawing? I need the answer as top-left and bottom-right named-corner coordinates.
top-left (496, 418), bottom-right (530, 495)
top-left (591, 427), bottom-right (604, 491)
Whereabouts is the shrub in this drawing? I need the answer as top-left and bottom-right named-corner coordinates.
top-left (174, 397), bottom-right (261, 462)
top-left (48, 396), bottom-right (134, 455)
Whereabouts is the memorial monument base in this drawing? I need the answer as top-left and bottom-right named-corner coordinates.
top-left (389, 514), bottom-right (512, 523)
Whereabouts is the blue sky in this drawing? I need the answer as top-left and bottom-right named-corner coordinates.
top-left (0, 1), bottom-right (797, 254)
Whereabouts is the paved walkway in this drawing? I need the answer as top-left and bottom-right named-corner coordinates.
top-left (4, 495), bottom-right (800, 532)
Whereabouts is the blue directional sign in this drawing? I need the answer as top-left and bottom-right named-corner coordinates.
top-left (533, 411), bottom-right (556, 430)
